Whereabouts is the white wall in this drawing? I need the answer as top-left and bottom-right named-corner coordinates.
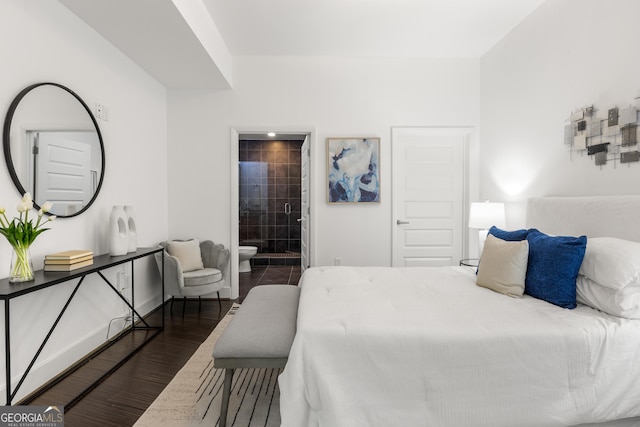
top-left (480, 0), bottom-right (640, 228)
top-left (0, 1), bottom-right (168, 402)
top-left (11, 0), bottom-right (628, 405)
top-left (168, 56), bottom-right (480, 271)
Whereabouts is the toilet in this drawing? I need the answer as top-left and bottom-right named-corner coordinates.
top-left (238, 246), bottom-right (258, 273)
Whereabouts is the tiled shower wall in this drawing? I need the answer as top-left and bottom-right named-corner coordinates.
top-left (239, 139), bottom-right (303, 254)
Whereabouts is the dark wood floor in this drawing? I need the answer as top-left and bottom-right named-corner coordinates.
top-left (22, 265), bottom-right (301, 427)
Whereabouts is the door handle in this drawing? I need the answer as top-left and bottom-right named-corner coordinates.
top-left (396, 220), bottom-right (410, 225)
top-left (297, 218), bottom-right (303, 223)
top-left (284, 202), bottom-right (291, 215)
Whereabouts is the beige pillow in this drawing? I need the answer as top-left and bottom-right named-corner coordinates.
top-left (476, 234), bottom-right (529, 298)
top-left (167, 239), bottom-right (204, 272)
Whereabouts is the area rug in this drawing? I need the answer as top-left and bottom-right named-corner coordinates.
top-left (134, 305), bottom-right (282, 427)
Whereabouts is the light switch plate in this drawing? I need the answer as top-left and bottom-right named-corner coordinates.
top-left (608, 108), bottom-right (619, 126)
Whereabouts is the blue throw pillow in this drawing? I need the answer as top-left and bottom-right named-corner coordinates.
top-left (488, 226), bottom-right (530, 241)
top-left (525, 230), bottom-right (587, 309)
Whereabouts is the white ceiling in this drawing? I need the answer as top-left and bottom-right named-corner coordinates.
top-left (57, 0), bottom-right (545, 89)
top-left (204, 0), bottom-right (545, 58)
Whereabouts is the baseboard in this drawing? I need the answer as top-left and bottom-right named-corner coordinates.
top-left (218, 286), bottom-right (233, 300)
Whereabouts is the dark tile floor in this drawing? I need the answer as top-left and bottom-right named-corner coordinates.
top-left (238, 265), bottom-right (302, 302)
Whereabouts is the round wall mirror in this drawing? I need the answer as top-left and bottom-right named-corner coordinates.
top-left (3, 83), bottom-right (105, 217)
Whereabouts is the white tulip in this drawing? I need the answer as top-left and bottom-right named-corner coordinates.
top-left (41, 201), bottom-right (53, 213)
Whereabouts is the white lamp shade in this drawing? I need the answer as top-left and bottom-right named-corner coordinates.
top-left (468, 202), bottom-right (506, 230)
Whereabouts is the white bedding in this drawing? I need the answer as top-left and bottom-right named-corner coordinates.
top-left (279, 266), bottom-right (640, 427)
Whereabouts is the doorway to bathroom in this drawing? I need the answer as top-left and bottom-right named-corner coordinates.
top-left (230, 129), bottom-right (313, 300)
top-left (238, 136), bottom-right (308, 270)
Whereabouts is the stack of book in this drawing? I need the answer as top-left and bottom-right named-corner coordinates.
top-left (44, 250), bottom-right (94, 272)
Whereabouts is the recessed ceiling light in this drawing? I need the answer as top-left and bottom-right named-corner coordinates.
top-left (267, 132), bottom-right (276, 137)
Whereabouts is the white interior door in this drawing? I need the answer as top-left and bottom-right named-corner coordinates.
top-left (300, 135), bottom-right (311, 271)
top-left (392, 127), bottom-right (469, 267)
top-left (31, 131), bottom-right (95, 215)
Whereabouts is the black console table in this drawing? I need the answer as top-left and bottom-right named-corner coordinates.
top-left (0, 247), bottom-right (164, 406)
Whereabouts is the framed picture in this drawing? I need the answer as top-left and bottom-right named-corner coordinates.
top-left (327, 137), bottom-right (380, 203)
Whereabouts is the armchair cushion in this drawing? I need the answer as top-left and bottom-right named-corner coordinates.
top-left (167, 239), bottom-right (204, 272)
top-left (183, 268), bottom-right (223, 287)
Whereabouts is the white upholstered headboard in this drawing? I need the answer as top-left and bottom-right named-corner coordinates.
top-left (526, 196), bottom-right (640, 242)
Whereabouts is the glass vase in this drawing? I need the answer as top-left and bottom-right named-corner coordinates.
top-left (9, 245), bottom-right (34, 283)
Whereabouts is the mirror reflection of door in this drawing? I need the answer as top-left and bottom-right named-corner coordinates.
top-left (27, 131), bottom-right (98, 216)
top-left (4, 82), bottom-right (105, 218)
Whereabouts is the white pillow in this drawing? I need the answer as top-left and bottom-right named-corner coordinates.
top-left (576, 275), bottom-right (640, 319)
top-left (476, 234), bottom-right (529, 298)
top-left (578, 237), bottom-right (640, 290)
top-left (167, 239), bottom-right (204, 272)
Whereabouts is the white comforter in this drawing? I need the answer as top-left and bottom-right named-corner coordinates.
top-left (279, 266), bottom-right (640, 427)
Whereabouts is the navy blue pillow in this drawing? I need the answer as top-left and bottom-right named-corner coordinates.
top-left (488, 226), bottom-right (530, 242)
top-left (525, 230), bottom-right (587, 309)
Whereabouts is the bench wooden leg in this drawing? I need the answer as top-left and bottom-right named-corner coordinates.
top-left (220, 368), bottom-right (234, 427)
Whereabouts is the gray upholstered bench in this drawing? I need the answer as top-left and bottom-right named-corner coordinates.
top-left (213, 284), bottom-right (300, 427)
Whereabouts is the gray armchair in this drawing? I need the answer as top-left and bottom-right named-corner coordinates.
top-left (155, 239), bottom-right (230, 316)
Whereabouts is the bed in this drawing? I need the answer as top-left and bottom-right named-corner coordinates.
top-left (279, 196), bottom-right (640, 427)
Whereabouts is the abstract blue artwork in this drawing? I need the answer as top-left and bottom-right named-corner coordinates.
top-left (327, 137), bottom-right (380, 203)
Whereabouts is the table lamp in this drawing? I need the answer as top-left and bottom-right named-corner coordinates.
top-left (468, 202), bottom-right (506, 257)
